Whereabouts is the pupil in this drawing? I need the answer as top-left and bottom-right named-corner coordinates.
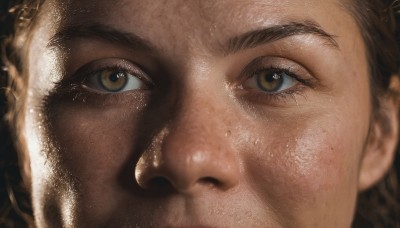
top-left (109, 73), bottom-right (123, 82)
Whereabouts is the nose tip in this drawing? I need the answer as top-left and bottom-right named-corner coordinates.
top-left (134, 128), bottom-right (240, 195)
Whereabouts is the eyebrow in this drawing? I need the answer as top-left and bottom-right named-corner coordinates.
top-left (47, 24), bottom-right (155, 52)
top-left (225, 20), bottom-right (339, 55)
top-left (48, 20), bottom-right (339, 55)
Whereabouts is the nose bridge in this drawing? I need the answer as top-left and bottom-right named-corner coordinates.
top-left (134, 81), bottom-right (240, 194)
top-left (163, 93), bottom-right (227, 176)
top-left (171, 90), bottom-right (221, 141)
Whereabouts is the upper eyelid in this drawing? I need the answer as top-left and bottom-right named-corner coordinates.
top-left (230, 56), bottom-right (321, 94)
top-left (70, 58), bottom-right (153, 84)
top-left (254, 67), bottom-right (307, 85)
top-left (238, 56), bottom-right (311, 83)
top-left (69, 57), bottom-right (312, 90)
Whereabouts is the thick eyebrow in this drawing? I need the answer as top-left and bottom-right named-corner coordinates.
top-left (47, 24), bottom-right (155, 52)
top-left (47, 21), bottom-right (338, 56)
top-left (225, 20), bottom-right (339, 55)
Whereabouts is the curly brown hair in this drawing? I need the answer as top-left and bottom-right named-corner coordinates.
top-left (1, 1), bottom-right (41, 227)
top-left (0, 0), bottom-right (399, 227)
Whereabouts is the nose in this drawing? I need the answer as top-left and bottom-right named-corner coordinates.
top-left (134, 98), bottom-right (240, 195)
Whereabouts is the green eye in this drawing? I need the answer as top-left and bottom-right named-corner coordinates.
top-left (99, 70), bottom-right (128, 92)
top-left (256, 71), bottom-right (284, 92)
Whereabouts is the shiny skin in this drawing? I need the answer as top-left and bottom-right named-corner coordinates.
top-left (21, 0), bottom-right (399, 227)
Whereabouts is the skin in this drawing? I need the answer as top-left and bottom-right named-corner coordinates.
top-left (20, 0), bottom-right (399, 227)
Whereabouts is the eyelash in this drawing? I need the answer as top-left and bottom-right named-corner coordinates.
top-left (53, 60), bottom-right (313, 106)
top-left (83, 64), bottom-right (150, 85)
top-left (239, 65), bottom-right (313, 104)
top-left (52, 64), bottom-right (150, 104)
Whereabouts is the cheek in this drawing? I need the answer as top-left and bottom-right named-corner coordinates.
top-left (27, 96), bottom-right (148, 223)
top-left (243, 113), bottom-right (366, 221)
top-left (50, 108), bottom-right (133, 181)
top-left (47, 103), bottom-right (142, 184)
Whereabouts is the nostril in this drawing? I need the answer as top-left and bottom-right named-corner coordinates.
top-left (148, 176), bottom-right (172, 190)
top-left (198, 177), bottom-right (221, 188)
top-left (146, 176), bottom-right (223, 193)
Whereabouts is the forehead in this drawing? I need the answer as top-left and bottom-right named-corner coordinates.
top-left (44, 0), bottom-right (354, 54)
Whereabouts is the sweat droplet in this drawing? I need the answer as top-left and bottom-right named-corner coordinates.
top-left (254, 139), bottom-right (260, 145)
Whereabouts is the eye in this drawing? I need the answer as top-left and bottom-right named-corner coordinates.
top-left (83, 68), bottom-right (149, 93)
top-left (244, 68), bottom-right (298, 93)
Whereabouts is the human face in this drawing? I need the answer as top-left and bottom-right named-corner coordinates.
top-left (23, 0), bottom-right (378, 227)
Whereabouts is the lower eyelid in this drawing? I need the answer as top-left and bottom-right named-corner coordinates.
top-left (68, 88), bottom-right (151, 107)
top-left (237, 84), bottom-right (308, 106)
